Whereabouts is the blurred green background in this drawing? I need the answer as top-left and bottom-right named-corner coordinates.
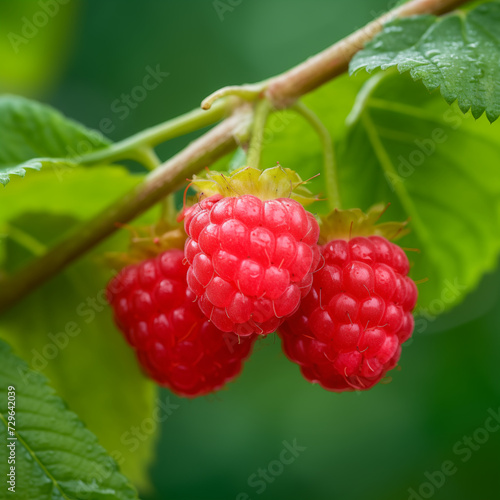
top-left (1, 1), bottom-right (500, 499)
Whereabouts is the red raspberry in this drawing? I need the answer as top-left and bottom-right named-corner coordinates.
top-left (106, 249), bottom-right (255, 397)
top-left (183, 194), bottom-right (320, 336)
top-left (279, 236), bottom-right (417, 391)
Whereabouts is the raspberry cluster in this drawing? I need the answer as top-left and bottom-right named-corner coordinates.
top-left (279, 236), bottom-right (417, 391)
top-left (107, 167), bottom-right (418, 396)
top-left (183, 194), bottom-right (320, 336)
top-left (107, 249), bottom-right (255, 397)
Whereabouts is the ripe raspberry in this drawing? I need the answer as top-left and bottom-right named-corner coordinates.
top-left (183, 193), bottom-right (320, 336)
top-left (106, 249), bottom-right (255, 397)
top-left (279, 235), bottom-right (417, 391)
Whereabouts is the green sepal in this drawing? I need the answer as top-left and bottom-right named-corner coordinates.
top-left (319, 204), bottom-right (409, 243)
top-left (104, 221), bottom-right (185, 271)
top-left (191, 165), bottom-right (318, 206)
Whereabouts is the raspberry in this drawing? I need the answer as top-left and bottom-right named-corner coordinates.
top-left (183, 193), bottom-right (320, 336)
top-left (106, 249), bottom-right (255, 397)
top-left (279, 236), bottom-right (417, 391)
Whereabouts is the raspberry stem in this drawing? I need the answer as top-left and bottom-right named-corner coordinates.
top-left (264, 0), bottom-right (469, 107)
top-left (1, 224), bottom-right (46, 257)
top-left (246, 99), bottom-right (273, 170)
top-left (136, 147), bottom-right (162, 171)
top-left (201, 82), bottom-right (269, 110)
top-left (76, 97), bottom-right (234, 169)
top-left (291, 101), bottom-right (340, 210)
top-left (159, 194), bottom-right (178, 227)
top-left (0, 109), bottom-right (252, 314)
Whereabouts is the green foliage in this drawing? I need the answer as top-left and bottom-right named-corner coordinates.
top-left (256, 73), bottom-right (371, 213)
top-left (0, 0), bottom-right (79, 97)
top-left (149, 307), bottom-right (500, 500)
top-left (0, 165), bottom-right (141, 226)
top-left (339, 71), bottom-right (500, 311)
top-left (254, 71), bottom-right (500, 313)
top-left (0, 166), bottom-right (156, 490)
top-left (2, 2), bottom-right (500, 497)
top-left (350, 1), bottom-right (500, 122)
top-left (0, 95), bottom-right (110, 186)
top-left (0, 339), bottom-right (139, 500)
top-left (0, 160), bottom-right (42, 186)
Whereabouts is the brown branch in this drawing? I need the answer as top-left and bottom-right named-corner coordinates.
top-left (265, 0), bottom-right (470, 106)
top-left (0, 0), bottom-right (469, 313)
top-left (0, 109), bottom-right (251, 313)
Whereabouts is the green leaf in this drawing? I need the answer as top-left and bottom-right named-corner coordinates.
top-left (0, 160), bottom-right (42, 186)
top-left (0, 165), bottom-right (142, 229)
top-left (350, 2), bottom-right (500, 122)
top-left (0, 166), bottom-right (158, 491)
top-left (0, 95), bottom-right (111, 186)
top-left (206, 73), bottom-right (371, 212)
top-left (0, 339), bottom-right (139, 499)
top-left (0, 158), bottom-right (84, 187)
top-left (246, 71), bottom-right (500, 317)
top-left (257, 73), bottom-right (371, 214)
top-left (338, 71), bottom-right (500, 312)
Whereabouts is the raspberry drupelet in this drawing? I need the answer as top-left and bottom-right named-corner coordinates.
top-left (107, 249), bottom-right (255, 397)
top-left (182, 166), bottom-right (320, 336)
top-left (279, 207), bottom-right (418, 391)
